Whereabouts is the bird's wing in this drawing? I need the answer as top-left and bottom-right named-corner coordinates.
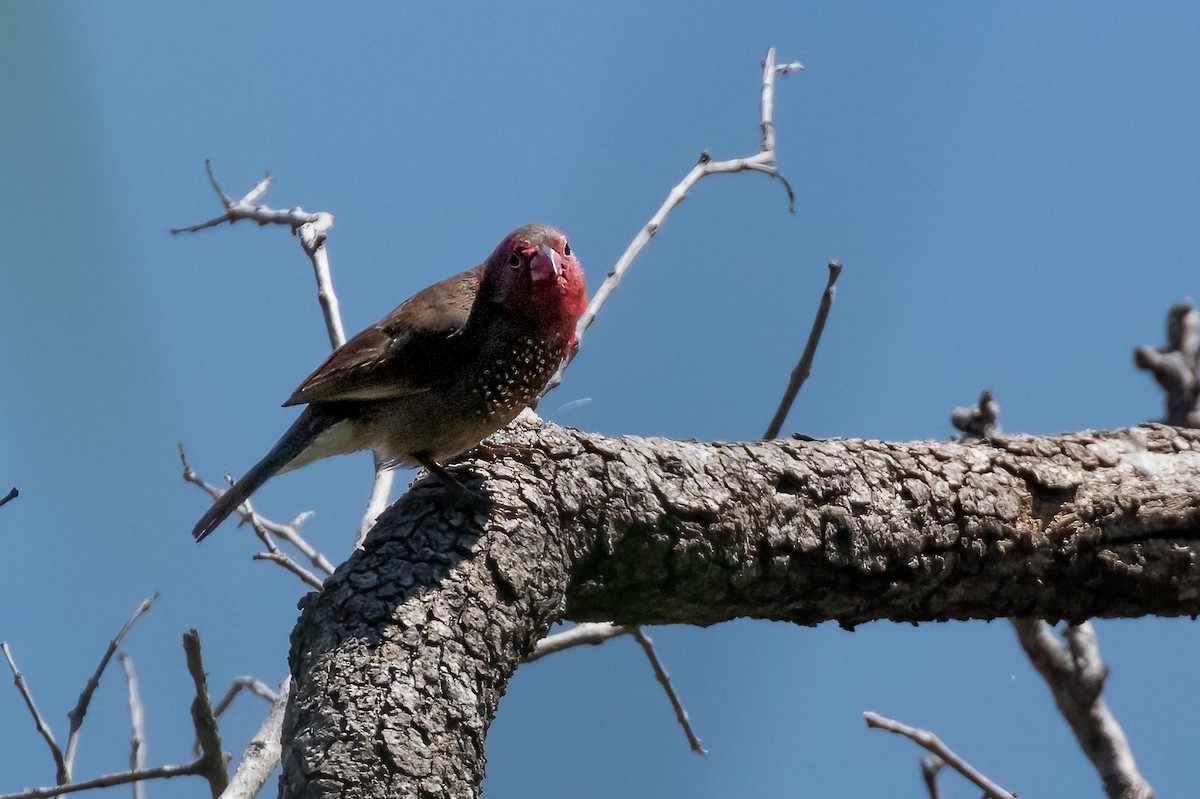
top-left (283, 265), bottom-right (483, 406)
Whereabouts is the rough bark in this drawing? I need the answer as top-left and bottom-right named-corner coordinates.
top-left (281, 422), bottom-right (1200, 799)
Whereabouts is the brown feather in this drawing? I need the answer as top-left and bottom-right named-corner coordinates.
top-left (284, 265), bottom-right (484, 406)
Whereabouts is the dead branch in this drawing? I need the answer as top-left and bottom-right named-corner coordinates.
top-left (864, 712), bottom-right (1017, 799)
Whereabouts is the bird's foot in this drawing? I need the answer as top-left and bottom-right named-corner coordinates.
top-left (417, 456), bottom-right (485, 503)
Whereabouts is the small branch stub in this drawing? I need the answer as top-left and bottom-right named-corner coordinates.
top-left (1135, 299), bottom-right (1200, 427)
top-left (950, 389), bottom-right (1002, 441)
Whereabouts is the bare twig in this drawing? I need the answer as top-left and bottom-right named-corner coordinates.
top-left (1013, 620), bottom-right (1155, 799)
top-left (0, 763), bottom-right (202, 799)
top-left (920, 756), bottom-right (944, 799)
top-left (199, 675), bottom-right (279, 757)
top-left (1135, 299), bottom-right (1200, 427)
top-left (523, 624), bottom-right (703, 754)
top-left (355, 452), bottom-right (396, 549)
top-left (251, 552), bottom-right (324, 589)
top-left (297, 219), bottom-right (346, 350)
top-left (1, 641), bottom-right (67, 783)
top-left (630, 628), bottom-right (706, 755)
top-left (544, 47), bottom-right (804, 395)
top-left (177, 168), bottom-right (404, 546)
top-left (173, 161), bottom-right (343, 352)
top-left (63, 595), bottom-right (159, 779)
top-left (763, 260), bottom-right (842, 439)
top-left (179, 445), bottom-right (335, 578)
top-left (117, 655), bottom-right (146, 799)
top-left (183, 630), bottom-right (229, 797)
top-left (864, 712), bottom-right (1017, 799)
top-left (524, 622), bottom-right (633, 662)
top-left (219, 678), bottom-right (290, 799)
top-left (950, 389), bottom-right (1003, 441)
top-left (210, 676), bottom-right (280, 720)
top-left (0, 486), bottom-right (18, 508)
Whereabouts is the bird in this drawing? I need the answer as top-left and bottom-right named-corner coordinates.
top-left (192, 223), bottom-right (587, 542)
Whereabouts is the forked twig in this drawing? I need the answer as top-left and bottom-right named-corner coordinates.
top-left (179, 445), bottom-right (335, 581)
top-left (171, 161), bottom-right (343, 348)
top-left (183, 630), bottom-right (228, 797)
top-left (1135, 299), bottom-right (1200, 427)
top-left (220, 678), bottom-right (291, 799)
top-left (63, 595), bottom-right (159, 779)
top-left (211, 676), bottom-right (279, 720)
top-left (1013, 620), bottom-right (1154, 799)
top-left (176, 168), bottom-right (402, 549)
top-left (544, 47), bottom-right (804, 395)
top-left (524, 623), bottom-right (704, 755)
top-left (864, 712), bottom-right (1017, 799)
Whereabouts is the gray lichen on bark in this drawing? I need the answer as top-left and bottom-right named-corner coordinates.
top-left (282, 421), bottom-right (1200, 798)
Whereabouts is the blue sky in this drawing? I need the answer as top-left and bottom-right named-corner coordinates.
top-left (2, 3), bottom-right (1198, 797)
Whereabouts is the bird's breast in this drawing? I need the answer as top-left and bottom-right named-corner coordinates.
top-left (467, 333), bottom-right (567, 422)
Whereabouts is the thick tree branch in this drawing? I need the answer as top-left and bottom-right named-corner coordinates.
top-left (281, 422), bottom-right (1200, 798)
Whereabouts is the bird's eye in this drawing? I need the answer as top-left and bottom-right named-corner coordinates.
top-left (508, 253), bottom-right (522, 269)
top-left (563, 242), bottom-right (571, 257)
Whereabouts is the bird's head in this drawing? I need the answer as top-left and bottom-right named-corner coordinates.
top-left (480, 224), bottom-right (587, 332)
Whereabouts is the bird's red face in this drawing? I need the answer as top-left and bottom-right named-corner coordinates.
top-left (482, 224), bottom-right (587, 334)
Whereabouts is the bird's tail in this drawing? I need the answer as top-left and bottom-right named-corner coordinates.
top-left (192, 405), bottom-right (339, 542)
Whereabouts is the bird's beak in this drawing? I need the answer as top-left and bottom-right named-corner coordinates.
top-left (530, 243), bottom-right (561, 284)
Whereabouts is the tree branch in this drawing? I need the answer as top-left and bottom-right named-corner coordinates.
top-left (176, 168), bottom-right (402, 550)
top-left (171, 161), bottom-right (344, 347)
top-left (1135, 300), bottom-right (1200, 427)
top-left (219, 678), bottom-right (290, 799)
top-left (281, 422), bottom-right (1200, 798)
top-left (543, 47), bottom-right (803, 395)
top-left (179, 445), bottom-right (335, 579)
top-left (117, 655), bottom-right (146, 799)
top-left (951, 389), bottom-right (1003, 440)
top-left (764, 260), bottom-right (841, 439)
top-left (1, 642), bottom-right (67, 783)
top-left (864, 712), bottom-right (1017, 799)
top-left (1013, 619), bottom-right (1155, 799)
top-left (629, 628), bottom-right (705, 755)
top-left (0, 763), bottom-right (202, 799)
top-left (183, 630), bottom-right (229, 797)
top-left (63, 595), bottom-right (159, 779)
